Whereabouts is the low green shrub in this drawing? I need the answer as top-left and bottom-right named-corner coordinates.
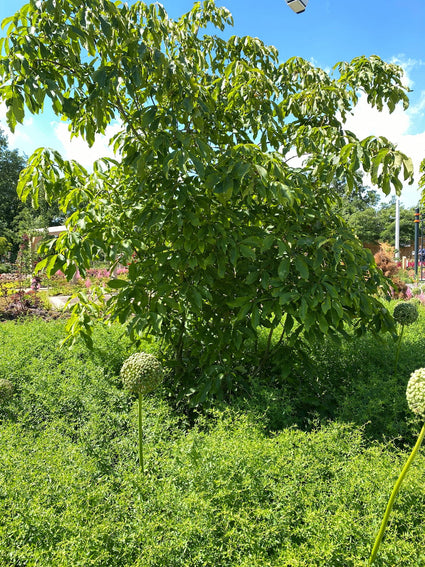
top-left (247, 302), bottom-right (425, 444)
top-left (1, 313), bottom-right (425, 565)
top-left (1, 411), bottom-right (425, 566)
top-left (0, 263), bottom-right (12, 274)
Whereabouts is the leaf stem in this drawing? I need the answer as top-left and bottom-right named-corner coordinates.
top-left (138, 391), bottom-right (144, 474)
top-left (368, 421), bottom-right (425, 565)
top-left (394, 324), bottom-right (404, 374)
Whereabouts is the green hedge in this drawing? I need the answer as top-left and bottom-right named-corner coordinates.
top-left (1, 318), bottom-right (425, 565)
top-left (1, 412), bottom-right (425, 566)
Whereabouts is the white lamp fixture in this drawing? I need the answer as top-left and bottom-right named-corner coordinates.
top-left (286, 0), bottom-right (308, 14)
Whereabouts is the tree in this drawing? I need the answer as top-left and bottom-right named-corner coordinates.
top-left (0, 128), bottom-right (26, 255)
top-left (0, 236), bottom-right (11, 259)
top-left (0, 0), bottom-right (414, 401)
top-left (333, 177), bottom-right (383, 242)
top-left (0, 127), bottom-right (64, 261)
top-left (346, 208), bottom-right (383, 244)
top-left (332, 177), bottom-right (381, 220)
top-left (378, 200), bottom-right (415, 247)
top-left (334, 185), bottom-right (415, 246)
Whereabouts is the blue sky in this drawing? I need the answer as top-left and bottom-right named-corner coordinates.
top-left (1, 0), bottom-right (424, 207)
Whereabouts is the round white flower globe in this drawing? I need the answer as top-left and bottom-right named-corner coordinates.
top-left (121, 352), bottom-right (164, 395)
top-left (406, 368), bottom-right (425, 417)
top-left (393, 302), bottom-right (419, 326)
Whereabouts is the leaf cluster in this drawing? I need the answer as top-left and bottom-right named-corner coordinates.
top-left (0, 0), bottom-right (415, 398)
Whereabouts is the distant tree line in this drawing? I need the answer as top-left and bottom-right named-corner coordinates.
top-left (0, 128), bottom-right (64, 264)
top-left (334, 179), bottom-right (416, 248)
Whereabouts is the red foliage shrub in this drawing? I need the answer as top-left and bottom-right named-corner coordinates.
top-left (374, 249), bottom-right (407, 299)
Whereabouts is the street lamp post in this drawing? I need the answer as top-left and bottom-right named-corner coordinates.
top-left (395, 197), bottom-right (400, 260)
top-left (414, 208), bottom-right (420, 277)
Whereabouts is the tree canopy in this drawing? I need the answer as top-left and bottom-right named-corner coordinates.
top-left (0, 0), bottom-right (415, 400)
top-left (0, 126), bottom-right (64, 261)
top-left (342, 198), bottom-right (415, 247)
top-left (0, 128), bottom-right (26, 254)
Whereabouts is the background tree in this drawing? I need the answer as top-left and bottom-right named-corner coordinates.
top-left (0, 236), bottom-right (10, 260)
top-left (0, 128), bottom-right (26, 258)
top-left (342, 198), bottom-right (415, 247)
top-left (346, 207), bottom-right (383, 244)
top-left (332, 176), bottom-right (381, 219)
top-left (0, 127), bottom-right (64, 262)
top-left (378, 200), bottom-right (415, 247)
top-left (0, 0), bottom-right (414, 401)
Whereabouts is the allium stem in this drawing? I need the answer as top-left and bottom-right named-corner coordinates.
top-left (138, 391), bottom-right (144, 474)
top-left (394, 324), bottom-right (405, 375)
top-left (368, 421), bottom-right (425, 565)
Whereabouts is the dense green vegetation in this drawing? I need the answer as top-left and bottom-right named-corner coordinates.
top-left (0, 126), bottom-right (65, 268)
top-left (343, 198), bottom-right (416, 247)
top-left (1, 2), bottom-right (424, 564)
top-left (1, 313), bottom-right (425, 566)
top-left (1, 0), bottom-right (414, 401)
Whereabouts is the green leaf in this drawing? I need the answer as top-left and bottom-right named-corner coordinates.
top-left (318, 314), bottom-right (329, 333)
top-left (236, 302), bottom-right (252, 321)
top-left (261, 234), bottom-right (275, 252)
top-left (245, 270), bottom-right (258, 285)
top-left (278, 292), bottom-right (294, 306)
top-left (227, 296), bottom-right (251, 308)
top-left (251, 304), bottom-right (260, 329)
top-left (188, 288), bottom-right (203, 311)
top-left (402, 156), bottom-right (414, 180)
top-left (141, 106), bottom-right (157, 129)
top-left (107, 279), bottom-right (128, 289)
top-left (278, 258), bottom-right (290, 280)
top-left (294, 256), bottom-right (309, 280)
top-left (239, 245), bottom-right (256, 260)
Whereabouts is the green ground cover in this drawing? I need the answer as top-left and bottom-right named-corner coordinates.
top-left (1, 311), bottom-right (425, 566)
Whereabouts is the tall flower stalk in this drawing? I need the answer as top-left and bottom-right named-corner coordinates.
top-left (121, 353), bottom-right (164, 474)
top-left (393, 302), bottom-right (418, 374)
top-left (368, 367), bottom-right (425, 565)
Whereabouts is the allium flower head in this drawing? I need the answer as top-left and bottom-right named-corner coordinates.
top-left (393, 302), bottom-right (419, 326)
top-left (0, 379), bottom-right (14, 402)
top-left (121, 352), bottom-right (164, 395)
top-left (406, 368), bottom-right (425, 417)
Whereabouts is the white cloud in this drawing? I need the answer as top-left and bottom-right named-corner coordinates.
top-left (0, 101), bottom-right (123, 168)
top-left (410, 90), bottom-right (425, 117)
top-left (53, 121), bottom-right (122, 169)
top-left (344, 95), bottom-right (410, 141)
top-left (343, 62), bottom-right (425, 208)
top-left (0, 101), bottom-right (34, 149)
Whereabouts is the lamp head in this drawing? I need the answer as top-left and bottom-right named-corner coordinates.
top-left (286, 0), bottom-right (308, 14)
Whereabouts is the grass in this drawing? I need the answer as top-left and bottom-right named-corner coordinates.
top-left (1, 309), bottom-right (425, 565)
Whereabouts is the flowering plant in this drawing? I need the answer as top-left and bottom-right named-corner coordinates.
top-left (393, 302), bottom-right (419, 374)
top-left (121, 352), bottom-right (164, 395)
top-left (121, 353), bottom-right (164, 473)
top-left (369, 368), bottom-right (425, 564)
top-left (393, 302), bottom-right (419, 326)
top-left (406, 368), bottom-right (425, 417)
